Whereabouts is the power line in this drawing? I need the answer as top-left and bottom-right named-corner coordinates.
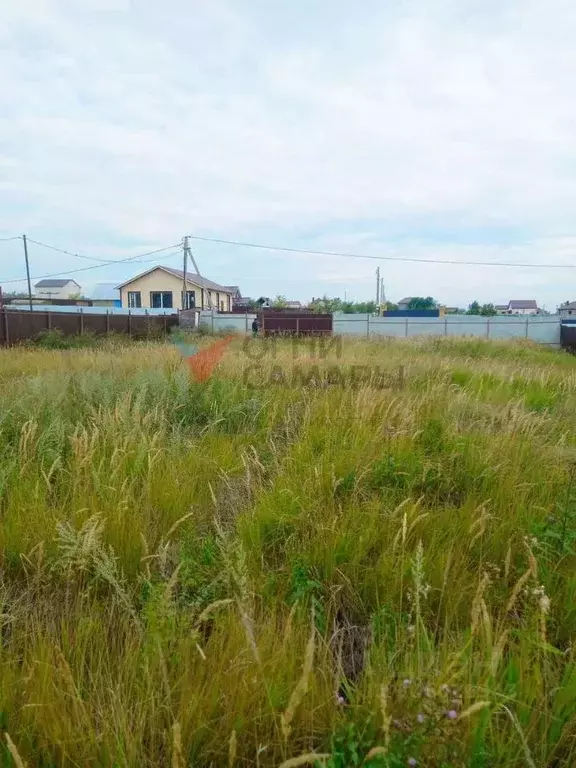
top-left (0, 236), bottom-right (22, 242)
top-left (0, 243), bottom-right (181, 284)
top-left (25, 237), bottom-right (126, 264)
top-left (187, 234), bottom-right (576, 269)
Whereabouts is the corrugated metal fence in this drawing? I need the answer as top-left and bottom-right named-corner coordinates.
top-left (334, 313), bottom-right (562, 346)
top-left (0, 309), bottom-right (178, 346)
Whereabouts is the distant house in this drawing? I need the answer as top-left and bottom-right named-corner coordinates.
top-left (286, 300), bottom-right (302, 309)
top-left (34, 278), bottom-right (81, 299)
top-left (559, 301), bottom-right (576, 318)
top-left (225, 285), bottom-right (250, 310)
top-left (506, 300), bottom-right (539, 315)
top-left (88, 283), bottom-right (121, 307)
top-left (116, 266), bottom-right (234, 312)
top-left (495, 304), bottom-right (509, 315)
top-left (397, 297), bottom-right (412, 311)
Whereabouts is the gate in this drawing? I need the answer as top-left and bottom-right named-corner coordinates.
top-left (561, 321), bottom-right (576, 351)
top-left (259, 310), bottom-right (332, 336)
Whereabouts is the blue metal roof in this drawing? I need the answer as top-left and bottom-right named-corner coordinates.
top-left (88, 283), bottom-right (121, 301)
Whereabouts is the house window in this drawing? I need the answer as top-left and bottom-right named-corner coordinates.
top-left (150, 291), bottom-right (173, 309)
top-left (127, 291), bottom-right (141, 308)
top-left (182, 290), bottom-right (196, 309)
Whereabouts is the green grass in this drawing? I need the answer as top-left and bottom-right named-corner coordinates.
top-left (1, 335), bottom-right (576, 767)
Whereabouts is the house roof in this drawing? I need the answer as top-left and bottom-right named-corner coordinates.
top-left (495, 304), bottom-right (508, 310)
top-left (509, 299), bottom-right (538, 309)
top-left (35, 278), bottom-right (80, 288)
top-left (560, 301), bottom-right (576, 310)
top-left (88, 283), bottom-right (120, 301)
top-left (116, 265), bottom-right (234, 294)
top-left (225, 285), bottom-right (242, 296)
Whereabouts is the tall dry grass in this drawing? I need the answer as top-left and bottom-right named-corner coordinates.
top-left (0, 335), bottom-right (576, 766)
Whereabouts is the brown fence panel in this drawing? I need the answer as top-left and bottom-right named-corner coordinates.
top-left (0, 309), bottom-right (178, 346)
top-left (260, 311), bottom-right (332, 336)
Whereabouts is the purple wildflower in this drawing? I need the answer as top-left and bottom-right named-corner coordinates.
top-left (417, 713), bottom-right (426, 724)
top-left (403, 678), bottom-right (411, 688)
top-left (446, 709), bottom-right (458, 720)
top-left (408, 759), bottom-right (417, 767)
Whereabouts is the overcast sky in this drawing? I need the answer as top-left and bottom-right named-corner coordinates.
top-left (1, 0), bottom-right (575, 308)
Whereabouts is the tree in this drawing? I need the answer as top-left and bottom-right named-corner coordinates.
top-left (466, 301), bottom-right (482, 315)
top-left (407, 297), bottom-right (438, 310)
top-left (272, 295), bottom-right (288, 308)
top-left (256, 297), bottom-right (270, 307)
top-left (467, 301), bottom-right (497, 316)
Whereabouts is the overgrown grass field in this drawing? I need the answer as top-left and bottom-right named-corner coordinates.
top-left (1, 335), bottom-right (576, 767)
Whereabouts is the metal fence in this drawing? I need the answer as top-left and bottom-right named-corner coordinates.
top-left (333, 313), bottom-right (562, 346)
top-left (0, 309), bottom-right (179, 346)
top-left (259, 311), bottom-right (332, 336)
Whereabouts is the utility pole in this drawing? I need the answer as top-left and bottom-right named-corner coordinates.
top-left (182, 236), bottom-right (188, 309)
top-left (23, 234), bottom-right (33, 312)
top-left (380, 278), bottom-right (386, 304)
top-left (376, 266), bottom-right (380, 306)
top-left (183, 234), bottom-right (211, 309)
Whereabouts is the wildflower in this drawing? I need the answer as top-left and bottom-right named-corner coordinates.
top-left (408, 759), bottom-right (417, 767)
top-left (403, 678), bottom-right (412, 688)
top-left (539, 594), bottom-right (551, 614)
top-left (446, 709), bottom-right (458, 720)
top-left (417, 713), bottom-right (426, 723)
top-left (407, 624), bottom-right (415, 635)
top-left (335, 693), bottom-right (346, 706)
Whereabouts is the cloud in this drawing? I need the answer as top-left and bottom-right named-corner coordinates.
top-left (0, 0), bottom-right (575, 308)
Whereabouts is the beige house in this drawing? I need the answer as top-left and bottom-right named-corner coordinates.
top-left (116, 266), bottom-right (234, 312)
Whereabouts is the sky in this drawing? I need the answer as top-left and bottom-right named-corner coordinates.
top-left (1, 0), bottom-right (575, 309)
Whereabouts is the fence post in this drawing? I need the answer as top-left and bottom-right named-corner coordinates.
top-left (79, 307), bottom-right (84, 335)
top-left (163, 313), bottom-right (167, 333)
top-left (146, 309), bottom-right (151, 337)
top-left (245, 311), bottom-right (248, 333)
top-left (525, 316), bottom-right (529, 339)
top-left (405, 318), bottom-right (409, 337)
top-left (211, 311), bottom-right (215, 334)
top-left (106, 309), bottom-right (110, 335)
top-left (128, 309), bottom-right (132, 337)
top-left (486, 318), bottom-right (490, 340)
top-left (296, 316), bottom-right (300, 337)
top-left (2, 309), bottom-right (8, 346)
top-left (366, 313), bottom-right (370, 338)
top-left (47, 311), bottom-right (52, 330)
top-left (262, 313), bottom-right (265, 336)
top-left (445, 316), bottom-right (448, 337)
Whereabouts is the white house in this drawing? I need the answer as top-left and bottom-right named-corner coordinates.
top-left (34, 278), bottom-right (81, 299)
top-left (559, 301), bottom-right (576, 318)
top-left (506, 300), bottom-right (539, 315)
